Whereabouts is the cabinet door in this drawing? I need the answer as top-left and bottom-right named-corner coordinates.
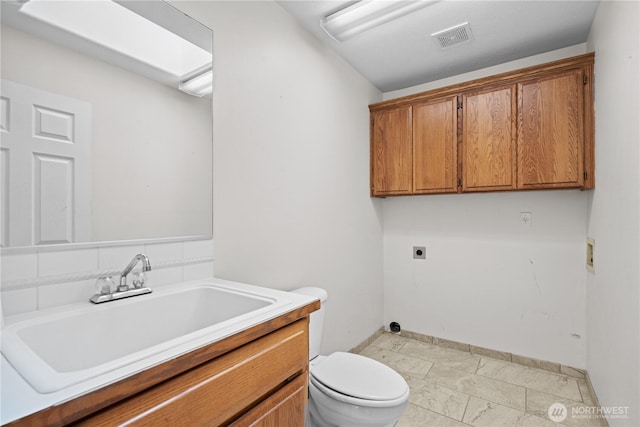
top-left (462, 85), bottom-right (517, 192)
top-left (413, 96), bottom-right (458, 194)
top-left (517, 70), bottom-right (584, 189)
top-left (371, 107), bottom-right (412, 196)
top-left (231, 374), bottom-right (307, 427)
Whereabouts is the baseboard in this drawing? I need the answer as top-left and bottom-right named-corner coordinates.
top-left (348, 326), bottom-right (385, 354)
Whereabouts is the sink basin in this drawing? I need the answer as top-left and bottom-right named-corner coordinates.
top-left (1, 281), bottom-right (287, 394)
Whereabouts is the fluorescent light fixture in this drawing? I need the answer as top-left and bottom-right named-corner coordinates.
top-left (19, 0), bottom-right (211, 78)
top-left (179, 68), bottom-right (213, 97)
top-left (320, 0), bottom-right (437, 42)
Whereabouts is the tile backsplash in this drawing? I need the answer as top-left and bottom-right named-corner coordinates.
top-left (1, 237), bottom-right (214, 317)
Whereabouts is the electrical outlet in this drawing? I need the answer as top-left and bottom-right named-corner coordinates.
top-left (520, 212), bottom-right (532, 227)
top-left (413, 246), bottom-right (426, 260)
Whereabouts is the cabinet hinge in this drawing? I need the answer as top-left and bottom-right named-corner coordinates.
top-left (583, 74), bottom-right (588, 85)
top-left (584, 171), bottom-right (588, 180)
top-left (457, 178), bottom-right (462, 187)
top-left (457, 101), bottom-right (463, 110)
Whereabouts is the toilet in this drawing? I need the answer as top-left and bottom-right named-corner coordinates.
top-left (291, 287), bottom-right (409, 427)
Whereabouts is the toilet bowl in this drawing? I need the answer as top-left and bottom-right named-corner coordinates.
top-left (291, 287), bottom-right (409, 427)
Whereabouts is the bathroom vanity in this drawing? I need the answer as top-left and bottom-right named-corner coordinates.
top-left (1, 280), bottom-right (320, 426)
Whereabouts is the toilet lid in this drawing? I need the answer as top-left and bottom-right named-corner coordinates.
top-left (310, 352), bottom-right (408, 401)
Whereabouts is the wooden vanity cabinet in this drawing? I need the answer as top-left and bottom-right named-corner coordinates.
top-left (369, 53), bottom-right (595, 197)
top-left (231, 374), bottom-right (307, 427)
top-left (7, 302), bottom-right (319, 427)
top-left (78, 319), bottom-right (309, 426)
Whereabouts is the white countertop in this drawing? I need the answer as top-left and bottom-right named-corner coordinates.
top-left (0, 278), bottom-right (317, 424)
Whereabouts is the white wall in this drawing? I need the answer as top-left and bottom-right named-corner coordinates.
top-left (0, 26), bottom-right (212, 242)
top-left (382, 45), bottom-right (590, 368)
top-left (173, 1), bottom-right (384, 354)
top-left (586, 2), bottom-right (640, 425)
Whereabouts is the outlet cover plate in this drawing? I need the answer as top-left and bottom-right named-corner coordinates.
top-left (413, 246), bottom-right (426, 260)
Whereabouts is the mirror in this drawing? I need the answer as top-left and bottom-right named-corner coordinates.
top-left (0, 0), bottom-right (213, 248)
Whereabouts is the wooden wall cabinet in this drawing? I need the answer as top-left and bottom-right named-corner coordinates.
top-left (517, 69), bottom-right (586, 189)
top-left (370, 97), bottom-right (458, 196)
top-left (462, 85), bottom-right (516, 192)
top-left (413, 96), bottom-right (458, 194)
top-left (369, 53), bottom-right (595, 197)
top-left (370, 106), bottom-right (412, 195)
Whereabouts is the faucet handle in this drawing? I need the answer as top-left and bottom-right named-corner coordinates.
top-left (96, 276), bottom-right (115, 295)
top-left (132, 272), bottom-right (147, 289)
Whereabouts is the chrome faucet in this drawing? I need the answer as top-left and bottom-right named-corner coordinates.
top-left (89, 254), bottom-right (152, 304)
top-left (119, 253), bottom-right (152, 291)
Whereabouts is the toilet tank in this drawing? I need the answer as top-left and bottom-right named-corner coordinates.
top-left (291, 287), bottom-right (327, 360)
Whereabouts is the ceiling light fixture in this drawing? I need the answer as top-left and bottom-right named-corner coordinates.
top-left (179, 68), bottom-right (213, 97)
top-left (320, 0), bottom-right (438, 42)
top-left (18, 0), bottom-right (211, 81)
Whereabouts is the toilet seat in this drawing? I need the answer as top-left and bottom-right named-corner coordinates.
top-left (309, 352), bottom-right (409, 408)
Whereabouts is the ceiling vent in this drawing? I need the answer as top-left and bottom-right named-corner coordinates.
top-left (431, 22), bottom-right (473, 49)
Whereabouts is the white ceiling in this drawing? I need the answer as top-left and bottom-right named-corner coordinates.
top-left (277, 0), bottom-right (600, 92)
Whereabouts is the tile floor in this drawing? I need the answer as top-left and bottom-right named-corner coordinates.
top-left (358, 333), bottom-right (606, 427)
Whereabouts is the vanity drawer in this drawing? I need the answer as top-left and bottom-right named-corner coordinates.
top-left (79, 319), bottom-right (309, 426)
top-left (230, 373), bottom-right (307, 427)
